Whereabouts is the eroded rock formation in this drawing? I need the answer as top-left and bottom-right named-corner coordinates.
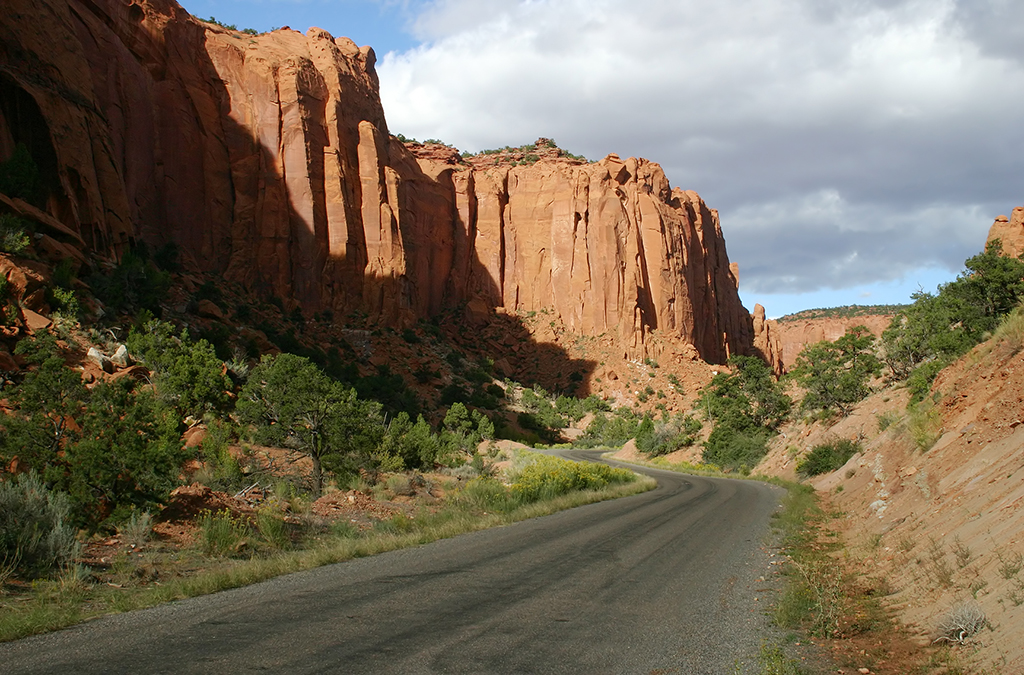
top-left (750, 304), bottom-right (783, 376)
top-left (0, 0), bottom-right (755, 363)
top-left (987, 206), bottom-right (1024, 258)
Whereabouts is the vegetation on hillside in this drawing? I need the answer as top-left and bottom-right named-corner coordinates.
top-left (776, 304), bottom-right (906, 322)
top-left (462, 138), bottom-right (589, 164)
top-left (0, 334), bottom-right (182, 531)
top-left (201, 16), bottom-right (258, 35)
top-left (4, 121), bottom-right (1024, 599)
top-left (699, 355), bottom-right (791, 473)
top-left (882, 239), bottom-right (1024, 401)
top-left (790, 325), bottom-right (881, 418)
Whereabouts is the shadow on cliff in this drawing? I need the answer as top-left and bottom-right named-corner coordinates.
top-left (134, 19), bottom-right (597, 405)
top-left (0, 5), bottom-right (595, 412)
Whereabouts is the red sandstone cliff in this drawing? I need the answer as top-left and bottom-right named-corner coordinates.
top-left (987, 206), bottom-right (1024, 258)
top-left (0, 0), bottom-right (753, 363)
top-left (750, 303), bottom-right (783, 376)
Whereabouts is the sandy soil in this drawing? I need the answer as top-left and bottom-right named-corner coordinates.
top-left (757, 340), bottom-right (1024, 672)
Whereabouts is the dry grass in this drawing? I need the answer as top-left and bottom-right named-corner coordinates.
top-left (992, 306), bottom-right (1024, 353)
top-left (0, 477), bottom-right (653, 642)
top-left (933, 601), bottom-right (988, 645)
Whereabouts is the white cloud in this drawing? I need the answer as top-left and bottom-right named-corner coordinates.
top-left (378, 0), bottom-right (1024, 306)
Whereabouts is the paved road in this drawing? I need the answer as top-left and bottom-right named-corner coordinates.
top-left (1, 452), bottom-right (784, 674)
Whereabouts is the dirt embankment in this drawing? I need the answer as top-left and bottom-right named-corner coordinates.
top-left (757, 335), bottom-right (1024, 672)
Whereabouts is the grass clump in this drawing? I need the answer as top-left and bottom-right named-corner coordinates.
top-left (795, 438), bottom-right (861, 477)
top-left (117, 510), bottom-right (153, 549)
top-left (770, 483), bottom-right (846, 638)
top-left (907, 400), bottom-right (942, 451)
top-left (196, 509), bottom-right (251, 557)
top-left (991, 304), bottom-right (1024, 354)
top-left (754, 641), bottom-right (806, 674)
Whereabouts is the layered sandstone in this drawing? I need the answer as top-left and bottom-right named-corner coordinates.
top-left (987, 206), bottom-right (1024, 258)
top-left (0, 0), bottom-right (754, 363)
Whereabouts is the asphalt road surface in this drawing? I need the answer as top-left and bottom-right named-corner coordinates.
top-left (0, 451), bottom-right (784, 674)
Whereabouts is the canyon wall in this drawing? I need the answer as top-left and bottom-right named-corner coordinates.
top-left (0, 0), bottom-right (754, 363)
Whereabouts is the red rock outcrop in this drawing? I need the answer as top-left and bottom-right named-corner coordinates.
top-left (0, 0), bottom-right (754, 363)
top-left (987, 206), bottom-right (1024, 258)
top-left (774, 314), bottom-right (893, 371)
top-left (750, 304), bottom-right (783, 376)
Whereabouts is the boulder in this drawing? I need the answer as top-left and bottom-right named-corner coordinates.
top-left (21, 308), bottom-right (51, 334)
top-left (196, 300), bottom-right (225, 320)
top-left (87, 347), bottom-right (114, 374)
top-left (110, 344), bottom-right (132, 367)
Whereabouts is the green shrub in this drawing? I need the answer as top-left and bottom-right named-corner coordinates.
top-left (906, 359), bottom-right (947, 404)
top-left (637, 414), bottom-right (701, 457)
top-left (908, 401), bottom-right (942, 451)
top-left (88, 249), bottom-right (171, 316)
top-left (127, 320), bottom-right (231, 417)
top-left (153, 242), bottom-right (181, 272)
top-left (701, 425), bottom-right (771, 474)
top-left (48, 286), bottom-right (79, 319)
top-left (883, 241), bottom-right (1024, 383)
top-left (0, 213), bottom-right (31, 256)
top-left (698, 355), bottom-right (790, 472)
top-left (378, 412), bottom-right (445, 469)
top-left (876, 411), bottom-right (900, 431)
top-left (796, 438), bottom-right (861, 476)
top-left (196, 420), bottom-right (243, 490)
top-left (1, 335), bottom-right (185, 529)
top-left (51, 258), bottom-right (77, 289)
top-left (0, 275), bottom-right (15, 327)
top-left (509, 453), bottom-right (635, 503)
top-left (575, 408), bottom-right (640, 448)
top-left (0, 472), bottom-right (79, 579)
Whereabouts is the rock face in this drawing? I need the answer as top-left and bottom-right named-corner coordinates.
top-left (987, 206), bottom-right (1024, 258)
top-left (0, 0), bottom-right (754, 363)
top-left (774, 314), bottom-right (893, 371)
top-left (750, 304), bottom-right (783, 376)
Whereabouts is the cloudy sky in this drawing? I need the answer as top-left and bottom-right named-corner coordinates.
top-left (181, 0), bottom-right (1023, 317)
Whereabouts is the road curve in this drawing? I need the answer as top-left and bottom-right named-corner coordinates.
top-left (1, 452), bottom-right (783, 674)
